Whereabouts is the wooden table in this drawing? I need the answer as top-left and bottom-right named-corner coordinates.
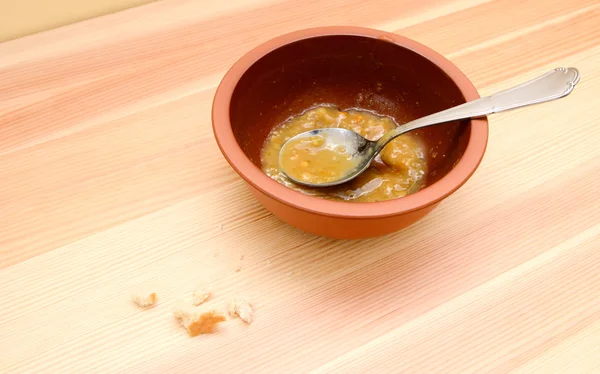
top-left (1, 0), bottom-right (599, 372)
top-left (0, 0), bottom-right (156, 42)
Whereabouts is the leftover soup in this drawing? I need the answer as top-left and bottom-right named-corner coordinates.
top-left (261, 106), bottom-right (428, 202)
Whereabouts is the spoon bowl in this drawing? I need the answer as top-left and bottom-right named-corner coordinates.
top-left (278, 128), bottom-right (371, 187)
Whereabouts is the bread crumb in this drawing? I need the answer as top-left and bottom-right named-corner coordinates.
top-left (172, 299), bottom-right (193, 320)
top-left (185, 310), bottom-right (226, 336)
top-left (235, 267), bottom-right (241, 273)
top-left (173, 301), bottom-right (226, 336)
top-left (131, 286), bottom-right (157, 307)
top-left (228, 296), bottom-right (253, 324)
top-left (191, 283), bottom-right (211, 306)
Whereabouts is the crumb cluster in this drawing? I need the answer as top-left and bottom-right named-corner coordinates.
top-left (131, 282), bottom-right (253, 337)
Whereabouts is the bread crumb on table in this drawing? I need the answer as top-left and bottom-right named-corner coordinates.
top-left (228, 296), bottom-right (254, 324)
top-left (191, 283), bottom-right (211, 306)
top-left (173, 301), bottom-right (226, 336)
top-left (184, 310), bottom-right (226, 336)
top-left (131, 286), bottom-right (157, 307)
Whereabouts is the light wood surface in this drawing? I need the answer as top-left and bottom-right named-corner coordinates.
top-left (1, 0), bottom-right (599, 372)
top-left (0, 0), bottom-right (156, 42)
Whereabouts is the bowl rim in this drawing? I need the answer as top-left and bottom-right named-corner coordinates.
top-left (212, 26), bottom-right (488, 219)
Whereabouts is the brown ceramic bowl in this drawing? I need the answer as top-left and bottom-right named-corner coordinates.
top-left (212, 26), bottom-right (488, 239)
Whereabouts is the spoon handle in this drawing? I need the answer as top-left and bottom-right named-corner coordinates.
top-left (375, 67), bottom-right (580, 148)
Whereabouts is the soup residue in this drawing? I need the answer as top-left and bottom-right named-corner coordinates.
top-left (261, 106), bottom-right (428, 202)
top-left (278, 133), bottom-right (360, 185)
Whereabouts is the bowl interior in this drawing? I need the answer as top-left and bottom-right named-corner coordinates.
top-left (229, 35), bottom-right (471, 186)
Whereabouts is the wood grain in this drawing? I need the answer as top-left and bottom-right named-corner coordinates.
top-left (1, 0), bottom-right (599, 372)
top-left (0, 0), bottom-right (156, 42)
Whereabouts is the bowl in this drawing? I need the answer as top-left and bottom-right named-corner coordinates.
top-left (212, 26), bottom-right (488, 239)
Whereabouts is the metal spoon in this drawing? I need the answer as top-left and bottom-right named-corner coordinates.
top-left (280, 67), bottom-right (580, 187)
